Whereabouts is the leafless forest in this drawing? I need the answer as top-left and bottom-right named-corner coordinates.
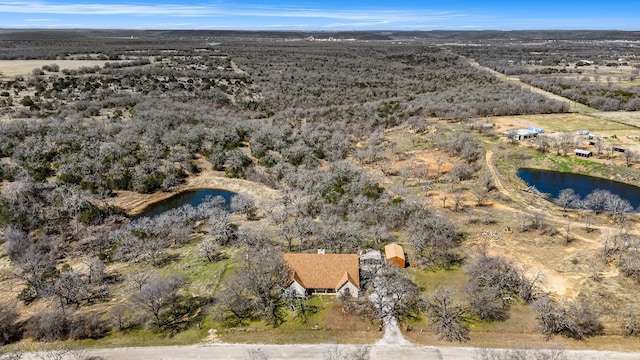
top-left (0, 30), bottom-right (639, 350)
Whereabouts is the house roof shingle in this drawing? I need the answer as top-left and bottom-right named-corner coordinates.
top-left (283, 253), bottom-right (360, 290)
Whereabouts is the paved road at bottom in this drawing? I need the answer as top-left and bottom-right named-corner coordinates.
top-left (74, 343), bottom-right (640, 360)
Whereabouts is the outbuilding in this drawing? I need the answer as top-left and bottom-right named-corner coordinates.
top-left (507, 129), bottom-right (539, 141)
top-left (575, 149), bottom-right (593, 157)
top-left (384, 243), bottom-right (406, 268)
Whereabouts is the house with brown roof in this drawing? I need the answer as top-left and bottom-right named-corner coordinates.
top-left (384, 243), bottom-right (406, 268)
top-left (283, 253), bottom-right (360, 298)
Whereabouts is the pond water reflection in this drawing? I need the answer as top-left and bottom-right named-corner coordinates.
top-left (133, 189), bottom-right (236, 219)
top-left (517, 168), bottom-right (640, 210)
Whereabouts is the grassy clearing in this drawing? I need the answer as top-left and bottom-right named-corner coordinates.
top-left (546, 154), bottom-right (607, 174)
top-left (160, 239), bottom-right (235, 293)
top-left (217, 296), bottom-right (379, 344)
top-left (468, 303), bottom-right (537, 334)
top-left (409, 266), bottom-right (468, 294)
top-left (593, 111), bottom-right (640, 128)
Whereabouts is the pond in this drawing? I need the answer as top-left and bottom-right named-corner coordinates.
top-left (133, 189), bottom-right (236, 219)
top-left (517, 168), bottom-right (640, 209)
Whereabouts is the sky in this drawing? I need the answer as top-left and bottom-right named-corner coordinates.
top-left (0, 0), bottom-right (639, 31)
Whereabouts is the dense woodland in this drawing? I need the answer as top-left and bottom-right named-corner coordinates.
top-left (0, 31), bottom-right (639, 350)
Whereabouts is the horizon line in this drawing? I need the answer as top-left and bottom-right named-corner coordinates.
top-left (1, 28), bottom-right (640, 32)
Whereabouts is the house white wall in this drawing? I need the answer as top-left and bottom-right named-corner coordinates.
top-left (286, 280), bottom-right (307, 297)
top-left (337, 281), bottom-right (359, 298)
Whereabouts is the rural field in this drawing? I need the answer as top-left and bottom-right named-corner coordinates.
top-left (1, 30), bottom-right (640, 358)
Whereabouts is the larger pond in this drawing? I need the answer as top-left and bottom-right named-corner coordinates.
top-left (517, 168), bottom-right (640, 209)
top-left (133, 189), bottom-right (236, 219)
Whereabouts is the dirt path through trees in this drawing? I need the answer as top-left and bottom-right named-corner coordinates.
top-left (466, 58), bottom-right (596, 113)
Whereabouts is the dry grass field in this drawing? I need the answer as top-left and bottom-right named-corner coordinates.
top-left (593, 111), bottom-right (640, 128)
top-left (0, 60), bottom-right (121, 78)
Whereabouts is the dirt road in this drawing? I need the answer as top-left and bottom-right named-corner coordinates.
top-left (466, 58), bottom-right (596, 114)
top-left (25, 343), bottom-right (640, 360)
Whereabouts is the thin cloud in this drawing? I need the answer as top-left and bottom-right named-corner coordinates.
top-left (0, 1), bottom-right (216, 16)
top-left (23, 18), bottom-right (59, 22)
top-left (0, 1), bottom-right (471, 23)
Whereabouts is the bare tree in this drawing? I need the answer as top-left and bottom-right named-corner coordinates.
top-left (132, 273), bottom-right (187, 328)
top-left (582, 211), bottom-right (595, 233)
top-left (453, 191), bottom-right (464, 212)
top-left (0, 301), bottom-right (21, 345)
top-left (440, 192), bottom-right (448, 208)
top-left (621, 305), bottom-right (639, 337)
top-left (198, 238), bottom-right (224, 262)
top-left (624, 149), bottom-right (636, 167)
top-left (11, 238), bottom-right (58, 303)
top-left (231, 194), bottom-right (258, 221)
top-left (217, 247), bottom-right (291, 327)
top-left (465, 245), bottom-right (538, 321)
top-left (555, 188), bottom-right (580, 212)
top-left (369, 269), bottom-right (425, 327)
top-left (558, 132), bottom-right (575, 156)
top-left (129, 268), bottom-right (154, 292)
top-left (594, 138), bottom-right (604, 156)
top-left (406, 210), bottom-right (459, 268)
top-left (536, 134), bottom-right (551, 153)
top-left (426, 288), bottom-right (469, 342)
top-left (604, 194), bottom-right (634, 223)
top-left (111, 303), bottom-right (131, 332)
top-left (472, 187), bottom-right (490, 207)
top-left (28, 308), bottom-right (70, 342)
top-left (48, 269), bottom-right (89, 313)
top-left (87, 257), bottom-right (106, 285)
top-left (564, 222), bottom-right (572, 245)
top-left (583, 189), bottom-right (610, 214)
top-left (531, 296), bottom-right (602, 340)
top-left (477, 170), bottom-right (494, 193)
